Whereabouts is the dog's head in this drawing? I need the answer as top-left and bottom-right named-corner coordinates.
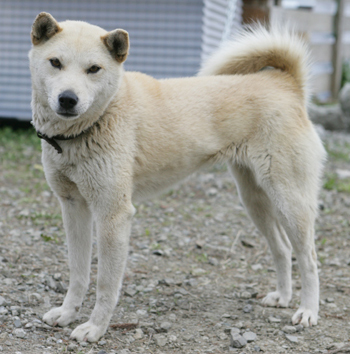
top-left (29, 12), bottom-right (129, 121)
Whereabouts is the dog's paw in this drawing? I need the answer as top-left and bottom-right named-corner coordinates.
top-left (43, 306), bottom-right (78, 327)
top-left (292, 307), bottom-right (317, 327)
top-left (70, 320), bottom-right (107, 342)
top-left (261, 291), bottom-right (290, 308)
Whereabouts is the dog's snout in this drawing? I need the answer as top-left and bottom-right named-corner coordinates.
top-left (58, 91), bottom-right (79, 110)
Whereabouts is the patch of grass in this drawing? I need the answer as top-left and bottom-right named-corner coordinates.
top-left (324, 174), bottom-right (350, 193)
top-left (40, 233), bottom-right (62, 244)
top-left (325, 143), bottom-right (350, 162)
top-left (196, 253), bottom-right (208, 263)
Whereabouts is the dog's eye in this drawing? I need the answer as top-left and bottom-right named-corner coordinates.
top-left (49, 58), bottom-right (62, 69)
top-left (87, 65), bottom-right (101, 74)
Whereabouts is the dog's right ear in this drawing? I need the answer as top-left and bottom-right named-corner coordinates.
top-left (31, 12), bottom-right (62, 45)
top-left (101, 29), bottom-right (129, 63)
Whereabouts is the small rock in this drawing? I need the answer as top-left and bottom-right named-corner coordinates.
top-left (282, 325), bottom-right (297, 334)
top-left (243, 304), bottom-right (253, 313)
top-left (97, 351), bottom-right (107, 354)
top-left (168, 334), bottom-right (177, 342)
top-left (208, 257), bottom-right (219, 266)
top-left (80, 341), bottom-right (88, 347)
top-left (0, 307), bottom-right (8, 315)
top-left (268, 316), bottom-right (281, 323)
top-left (134, 328), bottom-right (144, 339)
top-left (192, 268), bottom-right (206, 276)
top-left (253, 346), bottom-right (261, 352)
top-left (0, 296), bottom-right (7, 306)
top-left (98, 340), bottom-right (106, 346)
top-left (13, 329), bottom-right (26, 338)
top-left (154, 334), bottom-right (167, 347)
top-left (285, 334), bottom-right (298, 343)
top-left (229, 327), bottom-right (241, 335)
top-left (325, 297), bottom-right (334, 303)
top-left (136, 309), bottom-right (147, 317)
top-left (251, 264), bottom-right (263, 271)
top-left (169, 314), bottom-right (177, 322)
top-left (218, 332), bottom-right (227, 340)
top-left (183, 334), bottom-right (193, 341)
top-left (67, 343), bottom-right (78, 351)
top-left (152, 250), bottom-right (164, 256)
top-left (14, 319), bottom-right (22, 328)
top-left (295, 324), bottom-right (304, 332)
top-left (243, 331), bottom-right (257, 342)
top-left (240, 291), bottom-right (251, 299)
top-left (124, 287), bottom-right (137, 297)
top-left (160, 321), bottom-right (172, 332)
top-left (230, 333), bottom-right (247, 348)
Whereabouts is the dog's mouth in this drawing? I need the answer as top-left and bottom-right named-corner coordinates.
top-left (56, 111), bottom-right (79, 119)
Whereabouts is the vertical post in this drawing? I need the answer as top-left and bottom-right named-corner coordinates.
top-left (332, 0), bottom-right (345, 98)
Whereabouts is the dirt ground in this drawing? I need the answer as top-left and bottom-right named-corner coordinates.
top-left (0, 126), bottom-right (350, 354)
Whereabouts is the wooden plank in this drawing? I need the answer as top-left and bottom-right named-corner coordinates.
top-left (332, 0), bottom-right (345, 97)
top-left (309, 44), bottom-right (334, 62)
top-left (270, 7), bottom-right (333, 32)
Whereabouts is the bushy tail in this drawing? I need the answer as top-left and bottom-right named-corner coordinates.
top-left (199, 24), bottom-right (311, 102)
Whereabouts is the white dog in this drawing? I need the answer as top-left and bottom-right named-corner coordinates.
top-left (29, 12), bottom-right (326, 342)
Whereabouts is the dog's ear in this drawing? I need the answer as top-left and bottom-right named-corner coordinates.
top-left (31, 12), bottom-right (62, 45)
top-left (101, 29), bottom-right (129, 63)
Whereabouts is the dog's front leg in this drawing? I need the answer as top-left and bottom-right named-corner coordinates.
top-left (43, 192), bottom-right (93, 327)
top-left (70, 198), bottom-right (135, 342)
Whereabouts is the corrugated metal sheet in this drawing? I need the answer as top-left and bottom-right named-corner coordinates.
top-left (0, 0), bottom-right (205, 120)
top-left (201, 0), bottom-right (242, 62)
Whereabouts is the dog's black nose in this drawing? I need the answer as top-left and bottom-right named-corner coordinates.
top-left (58, 91), bottom-right (79, 110)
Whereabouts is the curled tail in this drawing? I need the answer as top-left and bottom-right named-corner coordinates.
top-left (199, 24), bottom-right (311, 102)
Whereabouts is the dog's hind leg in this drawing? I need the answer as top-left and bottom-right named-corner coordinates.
top-left (228, 163), bottom-right (292, 308)
top-left (42, 176), bottom-right (93, 327)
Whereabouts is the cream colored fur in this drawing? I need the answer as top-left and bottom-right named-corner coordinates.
top-left (29, 13), bottom-right (326, 342)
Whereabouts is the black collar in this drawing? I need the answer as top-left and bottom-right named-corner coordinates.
top-left (36, 124), bottom-right (95, 154)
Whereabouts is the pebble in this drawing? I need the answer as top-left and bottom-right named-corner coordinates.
top-left (230, 333), bottom-right (247, 348)
top-left (169, 313), bottom-right (177, 322)
top-left (230, 327), bottom-right (241, 335)
top-left (243, 331), bottom-right (257, 342)
top-left (125, 287), bottom-right (137, 297)
top-left (97, 351), bottom-right (107, 354)
top-left (154, 334), bottom-right (167, 347)
top-left (13, 329), bottom-right (26, 339)
top-left (160, 321), bottom-right (172, 331)
top-left (282, 325), bottom-right (297, 334)
top-left (134, 328), bottom-right (144, 339)
top-left (285, 334), bottom-right (298, 343)
top-left (268, 316), bottom-right (281, 323)
top-left (243, 304), bottom-right (253, 313)
top-left (136, 309), bottom-right (147, 317)
top-left (240, 291), bottom-right (251, 299)
top-left (192, 268), bottom-right (206, 276)
top-left (0, 296), bottom-right (7, 306)
top-left (0, 306), bottom-right (8, 315)
top-left (14, 319), bottom-right (22, 328)
top-left (98, 340), bottom-right (106, 346)
top-left (67, 343), bottom-right (78, 351)
top-left (251, 263), bottom-right (263, 271)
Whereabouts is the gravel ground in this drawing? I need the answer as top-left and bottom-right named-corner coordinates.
top-left (0, 126), bottom-right (350, 354)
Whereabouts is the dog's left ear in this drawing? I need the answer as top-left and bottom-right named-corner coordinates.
top-left (31, 12), bottom-right (62, 45)
top-left (101, 29), bottom-right (129, 63)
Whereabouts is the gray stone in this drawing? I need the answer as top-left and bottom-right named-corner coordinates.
top-left (67, 343), bottom-right (78, 351)
top-left (285, 334), bottom-right (298, 343)
top-left (98, 340), bottom-right (106, 346)
top-left (160, 321), bottom-right (172, 331)
top-left (230, 333), bottom-right (247, 348)
top-left (243, 304), bottom-right (253, 313)
top-left (308, 103), bottom-right (346, 131)
top-left (229, 327), bottom-right (241, 336)
top-left (295, 324), bottom-right (304, 332)
top-left (240, 291), bottom-right (251, 299)
top-left (14, 319), bottom-right (22, 328)
top-left (13, 328), bottom-right (26, 338)
top-left (282, 325), bottom-right (296, 334)
top-left (268, 316), bottom-right (281, 323)
top-left (243, 331), bottom-right (257, 342)
top-left (0, 296), bottom-right (7, 306)
top-left (134, 328), bottom-right (144, 339)
top-left (0, 307), bottom-right (8, 315)
top-left (124, 287), bottom-right (137, 297)
top-left (154, 334), bottom-right (167, 347)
